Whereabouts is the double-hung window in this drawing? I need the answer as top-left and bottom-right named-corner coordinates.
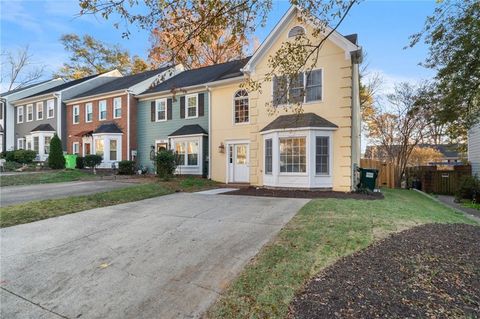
top-left (17, 106), bottom-right (24, 123)
top-left (113, 97), bottom-right (122, 118)
top-left (44, 136), bottom-right (52, 154)
top-left (26, 104), bottom-right (33, 122)
top-left (85, 103), bottom-right (93, 122)
top-left (175, 140), bottom-right (199, 166)
top-left (33, 136), bottom-right (39, 153)
top-left (17, 138), bottom-right (25, 149)
top-left (72, 142), bottom-right (79, 155)
top-left (186, 94), bottom-right (198, 118)
top-left (265, 139), bottom-right (273, 174)
top-left (155, 98), bottom-right (167, 121)
top-left (273, 69), bottom-right (322, 105)
top-left (36, 102), bottom-right (43, 120)
top-left (73, 105), bottom-right (80, 124)
top-left (315, 136), bottom-right (329, 175)
top-left (47, 99), bottom-right (55, 119)
top-left (99, 100), bottom-right (107, 120)
top-left (109, 140), bottom-right (117, 161)
top-left (279, 137), bottom-right (306, 173)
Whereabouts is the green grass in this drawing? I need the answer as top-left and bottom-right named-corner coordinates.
top-left (461, 200), bottom-right (480, 210)
top-left (0, 170), bottom-right (96, 187)
top-left (206, 189), bottom-right (477, 319)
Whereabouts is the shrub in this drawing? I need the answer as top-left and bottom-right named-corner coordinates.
top-left (455, 175), bottom-right (480, 202)
top-left (3, 161), bottom-right (23, 171)
top-left (48, 134), bottom-right (65, 169)
top-left (84, 154), bottom-right (103, 170)
top-left (156, 150), bottom-right (177, 180)
top-left (2, 150), bottom-right (37, 164)
top-left (76, 156), bottom-right (85, 169)
top-left (118, 160), bottom-right (135, 175)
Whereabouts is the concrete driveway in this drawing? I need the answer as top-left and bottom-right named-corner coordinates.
top-left (0, 192), bottom-right (309, 318)
top-left (1, 180), bottom-right (133, 206)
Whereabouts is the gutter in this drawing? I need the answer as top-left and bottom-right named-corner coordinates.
top-left (54, 92), bottom-right (62, 143)
top-left (206, 85), bottom-right (212, 179)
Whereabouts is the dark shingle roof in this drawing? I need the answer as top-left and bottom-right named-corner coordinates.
top-left (93, 123), bottom-right (123, 134)
top-left (70, 67), bottom-right (171, 99)
top-left (0, 79), bottom-right (64, 97)
top-left (345, 34), bottom-right (358, 45)
top-left (22, 74), bottom-right (101, 99)
top-left (169, 124), bottom-right (207, 137)
top-left (31, 124), bottom-right (55, 132)
top-left (142, 57), bottom-right (250, 95)
top-left (260, 113), bottom-right (338, 132)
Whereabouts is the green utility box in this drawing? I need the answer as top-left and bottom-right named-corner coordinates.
top-left (358, 168), bottom-right (379, 191)
top-left (65, 154), bottom-right (78, 169)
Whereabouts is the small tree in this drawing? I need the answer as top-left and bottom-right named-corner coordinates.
top-left (156, 150), bottom-right (177, 180)
top-left (84, 154), bottom-right (103, 174)
top-left (48, 134), bottom-right (65, 169)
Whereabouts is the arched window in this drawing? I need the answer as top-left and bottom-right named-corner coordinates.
top-left (234, 90), bottom-right (249, 124)
top-left (288, 26), bottom-right (306, 38)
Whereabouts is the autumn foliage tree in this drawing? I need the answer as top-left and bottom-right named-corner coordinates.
top-left (408, 146), bottom-right (443, 167)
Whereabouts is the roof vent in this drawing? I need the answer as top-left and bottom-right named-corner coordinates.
top-left (288, 26), bottom-right (306, 38)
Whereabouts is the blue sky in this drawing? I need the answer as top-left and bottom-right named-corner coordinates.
top-left (1, 0), bottom-right (437, 93)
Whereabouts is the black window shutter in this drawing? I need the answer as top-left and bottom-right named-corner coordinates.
top-left (167, 98), bottom-right (172, 120)
top-left (198, 93), bottom-right (205, 117)
top-left (151, 101), bottom-right (155, 122)
top-left (180, 96), bottom-right (185, 119)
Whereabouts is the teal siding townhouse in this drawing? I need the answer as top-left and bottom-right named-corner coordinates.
top-left (135, 58), bottom-right (249, 176)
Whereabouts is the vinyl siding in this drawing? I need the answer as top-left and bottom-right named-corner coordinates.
top-left (468, 123), bottom-right (480, 176)
top-left (137, 91), bottom-right (209, 173)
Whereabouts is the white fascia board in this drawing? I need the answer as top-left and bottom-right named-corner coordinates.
top-left (2, 78), bottom-right (65, 101)
top-left (259, 126), bottom-right (338, 135)
top-left (12, 93), bottom-right (56, 105)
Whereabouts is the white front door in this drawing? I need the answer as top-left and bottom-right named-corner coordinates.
top-left (228, 143), bottom-right (249, 183)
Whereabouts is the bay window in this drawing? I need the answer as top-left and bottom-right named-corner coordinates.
top-left (17, 138), bottom-right (25, 149)
top-left (44, 136), bottom-right (51, 154)
top-left (279, 137), bottom-right (306, 173)
top-left (33, 136), bottom-right (39, 153)
top-left (175, 140), bottom-right (199, 166)
top-left (109, 140), bottom-right (117, 161)
top-left (265, 139), bottom-right (272, 174)
top-left (315, 136), bottom-right (329, 175)
top-left (95, 139), bottom-right (104, 157)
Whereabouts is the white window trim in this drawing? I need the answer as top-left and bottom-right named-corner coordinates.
top-left (36, 102), bottom-right (44, 120)
top-left (155, 98), bottom-right (167, 122)
top-left (47, 99), bottom-right (55, 119)
top-left (272, 68), bottom-right (324, 107)
top-left (315, 135), bottom-right (331, 176)
top-left (73, 105), bottom-right (80, 124)
top-left (26, 104), bottom-right (33, 122)
top-left (17, 138), bottom-right (25, 149)
top-left (171, 136), bottom-right (202, 168)
top-left (278, 136), bottom-right (308, 176)
top-left (17, 106), bottom-right (24, 123)
top-left (185, 94), bottom-right (198, 119)
top-left (232, 90), bottom-right (250, 125)
top-left (264, 138), bottom-right (273, 175)
top-left (113, 97), bottom-right (122, 119)
top-left (85, 102), bottom-right (93, 123)
top-left (92, 133), bottom-right (122, 165)
top-left (98, 100), bottom-right (107, 121)
top-left (72, 142), bottom-right (80, 155)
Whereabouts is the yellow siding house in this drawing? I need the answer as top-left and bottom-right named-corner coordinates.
top-left (209, 6), bottom-right (362, 191)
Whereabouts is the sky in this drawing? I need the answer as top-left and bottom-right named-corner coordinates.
top-left (1, 0), bottom-right (437, 94)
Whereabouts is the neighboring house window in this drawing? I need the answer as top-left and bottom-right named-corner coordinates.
top-left (110, 140), bottom-right (117, 161)
top-left (85, 103), bottom-right (93, 122)
top-left (44, 136), bottom-right (51, 154)
top-left (155, 98), bottom-right (167, 121)
top-left (234, 90), bottom-right (249, 124)
top-left (186, 94), bottom-right (198, 118)
top-left (273, 69), bottom-right (322, 105)
top-left (95, 139), bottom-right (104, 157)
top-left (73, 105), bottom-right (80, 124)
top-left (36, 102), bottom-right (43, 120)
top-left (99, 100), bottom-right (107, 120)
top-left (17, 138), bottom-right (25, 149)
top-left (265, 138), bottom-right (273, 174)
top-left (47, 99), bottom-right (55, 119)
top-left (315, 136), bottom-right (329, 175)
top-left (26, 104), bottom-right (33, 122)
top-left (113, 97), bottom-right (122, 119)
top-left (175, 140), bottom-right (199, 166)
top-left (279, 137), bottom-right (306, 173)
top-left (17, 106), bottom-right (24, 123)
top-left (33, 136), bottom-right (39, 153)
top-left (72, 142), bottom-right (79, 155)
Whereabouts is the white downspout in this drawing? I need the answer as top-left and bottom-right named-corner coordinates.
top-left (206, 86), bottom-right (212, 179)
top-left (351, 50), bottom-right (362, 190)
top-left (54, 92), bottom-right (62, 148)
top-left (127, 90), bottom-right (131, 161)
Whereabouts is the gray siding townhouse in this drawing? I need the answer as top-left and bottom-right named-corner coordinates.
top-left (11, 70), bottom-right (122, 161)
top-left (135, 58), bottom-right (249, 176)
top-left (0, 78), bottom-right (65, 152)
top-left (468, 122), bottom-right (480, 177)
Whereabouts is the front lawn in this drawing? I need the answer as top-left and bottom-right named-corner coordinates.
top-left (0, 170), bottom-right (96, 187)
top-left (461, 200), bottom-right (480, 211)
top-left (0, 176), bottom-right (218, 228)
top-left (206, 189), bottom-right (476, 319)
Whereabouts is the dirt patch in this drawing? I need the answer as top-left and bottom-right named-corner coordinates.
top-left (290, 223), bottom-right (480, 319)
top-left (221, 186), bottom-right (383, 200)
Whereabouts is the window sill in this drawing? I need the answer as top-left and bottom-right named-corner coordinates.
top-left (185, 116), bottom-right (199, 119)
top-left (234, 121), bottom-right (250, 126)
top-left (155, 119), bottom-right (167, 122)
top-left (279, 173), bottom-right (308, 176)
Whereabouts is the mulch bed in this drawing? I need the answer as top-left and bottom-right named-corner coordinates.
top-left (221, 186), bottom-right (383, 200)
top-left (290, 223), bottom-right (480, 319)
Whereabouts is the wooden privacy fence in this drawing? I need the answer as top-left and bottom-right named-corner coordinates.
top-left (360, 159), bottom-right (396, 188)
top-left (405, 165), bottom-right (471, 195)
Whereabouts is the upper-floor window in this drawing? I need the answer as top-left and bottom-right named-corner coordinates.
top-left (186, 94), bottom-right (198, 119)
top-left (26, 104), bottom-right (33, 122)
top-left (73, 105), bottom-right (80, 124)
top-left (273, 69), bottom-right (323, 106)
top-left (99, 100), bottom-right (107, 120)
top-left (113, 97), bottom-right (122, 119)
top-left (234, 90), bottom-right (249, 124)
top-left (85, 103), bottom-right (93, 122)
top-left (36, 102), bottom-right (43, 120)
top-left (288, 25), bottom-right (306, 38)
top-left (17, 106), bottom-right (24, 123)
top-left (155, 98), bottom-right (167, 122)
top-left (47, 99), bottom-right (55, 119)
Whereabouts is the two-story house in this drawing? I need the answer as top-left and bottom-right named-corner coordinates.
top-left (136, 59), bottom-right (249, 176)
top-left (11, 71), bottom-right (122, 161)
top-left (209, 6), bottom-right (362, 191)
top-left (0, 78), bottom-right (65, 152)
top-left (64, 66), bottom-right (181, 167)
